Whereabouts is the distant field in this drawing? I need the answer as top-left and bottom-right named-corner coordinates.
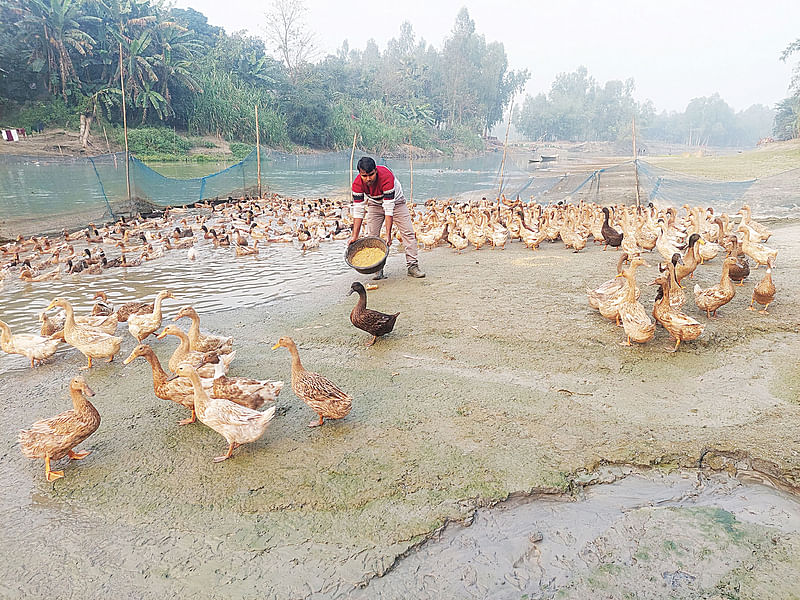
top-left (647, 139), bottom-right (800, 180)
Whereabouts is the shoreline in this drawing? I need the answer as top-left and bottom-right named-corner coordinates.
top-left (1, 219), bottom-right (800, 596)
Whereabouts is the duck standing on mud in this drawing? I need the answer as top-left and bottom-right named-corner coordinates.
top-left (348, 281), bottom-right (399, 346)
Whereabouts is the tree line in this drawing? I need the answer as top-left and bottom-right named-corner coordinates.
top-left (0, 1), bottom-right (795, 154)
top-left (513, 66), bottom-right (779, 148)
top-left (0, 1), bottom-right (527, 154)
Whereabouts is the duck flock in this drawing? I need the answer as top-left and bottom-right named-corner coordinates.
top-left (0, 193), bottom-right (779, 480)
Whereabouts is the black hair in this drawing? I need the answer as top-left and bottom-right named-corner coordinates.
top-left (357, 156), bottom-right (376, 173)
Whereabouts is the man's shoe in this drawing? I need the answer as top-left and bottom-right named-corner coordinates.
top-left (372, 269), bottom-right (387, 280)
top-left (407, 264), bottom-right (425, 278)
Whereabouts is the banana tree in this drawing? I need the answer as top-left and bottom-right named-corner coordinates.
top-left (11, 0), bottom-right (100, 100)
top-left (134, 80), bottom-right (170, 123)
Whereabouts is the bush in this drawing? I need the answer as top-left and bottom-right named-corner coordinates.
top-left (123, 127), bottom-right (192, 156)
top-left (229, 142), bottom-right (254, 160)
top-left (0, 98), bottom-right (78, 132)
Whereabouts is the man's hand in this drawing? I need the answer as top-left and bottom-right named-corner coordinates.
top-left (348, 233), bottom-right (358, 246)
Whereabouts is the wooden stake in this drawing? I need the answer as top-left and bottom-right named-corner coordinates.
top-left (119, 42), bottom-right (131, 207)
top-left (255, 104), bottom-right (261, 198)
top-left (497, 95), bottom-right (514, 200)
top-left (349, 131), bottom-right (357, 189)
top-left (409, 140), bottom-right (414, 205)
top-left (632, 115), bottom-right (641, 208)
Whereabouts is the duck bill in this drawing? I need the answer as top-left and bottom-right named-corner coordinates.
top-left (44, 299), bottom-right (58, 311)
top-left (271, 342), bottom-right (281, 350)
top-left (122, 350), bottom-right (137, 365)
top-left (156, 330), bottom-right (168, 340)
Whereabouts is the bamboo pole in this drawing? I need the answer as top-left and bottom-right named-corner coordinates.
top-left (349, 131), bottom-right (357, 189)
top-left (409, 140), bottom-right (414, 205)
top-left (119, 42), bottom-right (131, 208)
top-left (632, 115), bottom-right (641, 208)
top-left (255, 104), bottom-right (261, 198)
top-left (497, 96), bottom-right (514, 200)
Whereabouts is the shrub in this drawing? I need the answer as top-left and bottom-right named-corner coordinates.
top-left (229, 142), bottom-right (254, 160)
top-left (124, 127), bottom-right (192, 156)
top-left (1, 98), bottom-right (77, 132)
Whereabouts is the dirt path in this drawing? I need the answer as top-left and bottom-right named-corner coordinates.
top-left (1, 222), bottom-right (799, 598)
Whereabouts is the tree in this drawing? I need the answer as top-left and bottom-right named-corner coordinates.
top-left (263, 0), bottom-right (316, 83)
top-left (773, 97), bottom-right (799, 140)
top-left (12, 0), bottom-right (99, 101)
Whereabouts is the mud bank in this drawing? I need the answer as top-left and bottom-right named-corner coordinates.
top-left (1, 222), bottom-right (799, 598)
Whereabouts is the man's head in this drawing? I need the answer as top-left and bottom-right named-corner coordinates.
top-left (357, 156), bottom-right (377, 186)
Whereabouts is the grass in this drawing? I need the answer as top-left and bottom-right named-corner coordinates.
top-left (647, 139), bottom-right (800, 179)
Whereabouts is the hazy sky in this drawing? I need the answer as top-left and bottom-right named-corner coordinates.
top-left (173, 0), bottom-right (799, 113)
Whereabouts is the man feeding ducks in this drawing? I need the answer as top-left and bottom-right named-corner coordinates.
top-left (348, 156), bottom-right (425, 280)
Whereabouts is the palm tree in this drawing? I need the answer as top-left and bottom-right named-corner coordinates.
top-left (12, 0), bottom-right (100, 100)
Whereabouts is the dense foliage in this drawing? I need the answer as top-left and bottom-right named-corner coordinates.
top-left (774, 37), bottom-right (800, 140)
top-left (514, 66), bottom-right (775, 148)
top-left (0, 1), bottom-right (526, 154)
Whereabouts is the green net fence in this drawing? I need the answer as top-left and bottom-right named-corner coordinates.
top-left (1, 148), bottom-right (797, 240)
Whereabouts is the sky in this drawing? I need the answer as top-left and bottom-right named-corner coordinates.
top-left (172, 0), bottom-right (800, 113)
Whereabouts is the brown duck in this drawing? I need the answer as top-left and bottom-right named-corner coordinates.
top-left (749, 259), bottom-right (776, 314)
top-left (272, 336), bottom-right (352, 427)
top-left (348, 281), bottom-right (399, 346)
top-left (694, 256), bottom-right (737, 318)
top-left (93, 291), bottom-right (153, 323)
top-left (19, 376), bottom-right (100, 481)
top-left (601, 207), bottom-right (623, 250)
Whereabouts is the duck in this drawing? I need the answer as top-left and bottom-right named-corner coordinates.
top-left (272, 336), bottom-right (352, 427)
top-left (174, 363), bottom-right (277, 463)
top-left (76, 311), bottom-right (119, 336)
top-left (234, 239), bottom-right (259, 256)
top-left (44, 298), bottom-right (123, 369)
top-left (598, 257), bottom-right (646, 326)
top-left (694, 256), bottom-right (737, 318)
top-left (652, 273), bottom-right (705, 352)
top-left (600, 207), bottom-right (623, 250)
top-left (737, 225), bottom-right (778, 268)
top-left (204, 359), bottom-right (284, 410)
top-left (675, 233), bottom-right (702, 283)
top-left (19, 265), bottom-right (61, 281)
top-left (724, 236), bottom-right (750, 286)
top-left (156, 324), bottom-right (236, 377)
top-left (127, 290), bottom-right (173, 342)
top-left (662, 253), bottom-right (686, 309)
top-left (749, 259), bottom-right (776, 314)
top-left (587, 252), bottom-right (630, 309)
top-left (19, 376), bottom-right (100, 481)
top-left (348, 281), bottom-right (400, 346)
top-left (0, 319), bottom-right (60, 367)
top-left (173, 306), bottom-right (234, 354)
top-left (122, 343), bottom-right (200, 424)
top-left (737, 205), bottom-right (771, 242)
top-left (617, 260), bottom-right (655, 346)
top-left (93, 291), bottom-right (153, 323)
top-left (39, 310), bottom-right (66, 339)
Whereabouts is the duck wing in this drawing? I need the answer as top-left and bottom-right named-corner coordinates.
top-left (350, 307), bottom-right (399, 337)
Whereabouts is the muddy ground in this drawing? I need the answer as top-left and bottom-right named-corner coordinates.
top-left (1, 222), bottom-right (799, 598)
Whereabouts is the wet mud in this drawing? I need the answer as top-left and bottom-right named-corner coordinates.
top-left (1, 222), bottom-right (799, 598)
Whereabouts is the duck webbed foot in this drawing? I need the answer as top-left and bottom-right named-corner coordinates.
top-left (308, 415), bottom-right (324, 428)
top-left (68, 449), bottom-right (91, 460)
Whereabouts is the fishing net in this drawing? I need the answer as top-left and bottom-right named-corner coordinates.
top-left (1, 148), bottom-right (796, 240)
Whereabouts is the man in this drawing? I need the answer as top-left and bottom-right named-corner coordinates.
top-left (349, 156), bottom-right (425, 279)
